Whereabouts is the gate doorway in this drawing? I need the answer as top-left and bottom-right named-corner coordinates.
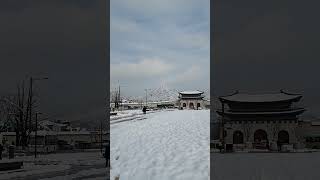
top-left (189, 102), bottom-right (194, 109)
top-left (278, 130), bottom-right (289, 144)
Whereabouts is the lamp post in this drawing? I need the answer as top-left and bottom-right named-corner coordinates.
top-left (100, 119), bottom-right (103, 154)
top-left (28, 77), bottom-right (48, 134)
top-left (117, 82), bottom-right (128, 111)
top-left (144, 89), bottom-right (152, 107)
top-left (145, 89), bottom-right (147, 107)
top-left (34, 112), bottom-right (42, 158)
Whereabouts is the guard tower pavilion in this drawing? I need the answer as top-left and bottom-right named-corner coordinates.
top-left (178, 91), bottom-right (205, 110)
top-left (216, 90), bottom-right (306, 150)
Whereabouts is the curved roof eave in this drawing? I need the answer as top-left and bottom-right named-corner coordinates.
top-left (218, 90), bottom-right (302, 103)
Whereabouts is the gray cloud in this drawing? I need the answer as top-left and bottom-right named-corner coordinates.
top-left (111, 0), bottom-right (210, 96)
top-left (0, 0), bottom-right (107, 126)
top-left (213, 0), bottom-right (320, 116)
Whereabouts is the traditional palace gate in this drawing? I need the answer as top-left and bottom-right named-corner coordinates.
top-left (216, 90), bottom-right (305, 151)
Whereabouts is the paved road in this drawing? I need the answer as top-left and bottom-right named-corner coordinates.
top-left (211, 152), bottom-right (320, 180)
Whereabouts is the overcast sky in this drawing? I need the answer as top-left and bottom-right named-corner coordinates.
top-left (213, 0), bottom-right (320, 117)
top-left (110, 0), bottom-right (210, 97)
top-left (0, 1), bottom-right (107, 127)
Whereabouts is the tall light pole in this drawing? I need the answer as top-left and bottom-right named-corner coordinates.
top-left (117, 82), bottom-right (128, 111)
top-left (145, 89), bottom-right (148, 107)
top-left (34, 112), bottom-right (42, 158)
top-left (100, 119), bottom-right (103, 153)
top-left (28, 77), bottom-right (48, 134)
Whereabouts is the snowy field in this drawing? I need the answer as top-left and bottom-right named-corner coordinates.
top-left (111, 109), bottom-right (210, 180)
top-left (212, 152), bottom-right (320, 180)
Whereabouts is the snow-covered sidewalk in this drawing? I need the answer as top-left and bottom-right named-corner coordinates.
top-left (111, 110), bottom-right (210, 180)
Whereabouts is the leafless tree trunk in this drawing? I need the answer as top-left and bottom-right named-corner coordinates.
top-left (0, 79), bottom-right (39, 149)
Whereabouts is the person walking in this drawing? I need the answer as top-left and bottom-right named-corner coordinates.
top-left (142, 106), bottom-right (147, 114)
top-left (105, 142), bottom-right (110, 168)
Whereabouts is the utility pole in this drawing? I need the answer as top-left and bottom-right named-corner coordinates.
top-left (35, 112), bottom-right (42, 158)
top-left (100, 119), bottom-right (103, 153)
top-left (145, 89), bottom-right (148, 107)
top-left (114, 88), bottom-right (118, 109)
top-left (119, 85), bottom-right (121, 111)
top-left (28, 77), bottom-right (33, 134)
top-left (28, 77), bottom-right (48, 138)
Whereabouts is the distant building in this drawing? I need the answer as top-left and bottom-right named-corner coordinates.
top-left (216, 90), bottom-right (306, 151)
top-left (178, 91), bottom-right (205, 110)
top-left (1, 132), bottom-right (16, 146)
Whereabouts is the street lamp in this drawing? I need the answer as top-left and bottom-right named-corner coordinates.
top-left (34, 112), bottom-right (42, 158)
top-left (145, 89), bottom-right (147, 107)
top-left (28, 77), bottom-right (48, 133)
top-left (116, 82), bottom-right (128, 111)
top-left (145, 89), bottom-right (151, 107)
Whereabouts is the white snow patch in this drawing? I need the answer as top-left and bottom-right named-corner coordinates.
top-left (111, 110), bottom-right (210, 180)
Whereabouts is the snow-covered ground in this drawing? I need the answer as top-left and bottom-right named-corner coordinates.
top-left (111, 109), bottom-right (210, 180)
top-left (0, 151), bottom-right (106, 179)
top-left (0, 163), bottom-right (71, 180)
top-left (110, 110), bottom-right (144, 122)
top-left (212, 152), bottom-right (320, 180)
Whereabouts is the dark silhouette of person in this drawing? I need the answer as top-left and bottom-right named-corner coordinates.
top-left (105, 142), bottom-right (110, 168)
top-left (142, 106), bottom-right (147, 114)
top-left (0, 143), bottom-right (3, 160)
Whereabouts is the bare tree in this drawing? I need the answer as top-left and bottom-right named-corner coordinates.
top-left (0, 95), bottom-right (17, 132)
top-left (110, 88), bottom-right (120, 110)
top-left (0, 79), bottom-right (39, 149)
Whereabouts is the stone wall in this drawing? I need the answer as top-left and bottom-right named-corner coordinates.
top-left (224, 121), bottom-right (299, 145)
top-left (179, 99), bottom-right (204, 109)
